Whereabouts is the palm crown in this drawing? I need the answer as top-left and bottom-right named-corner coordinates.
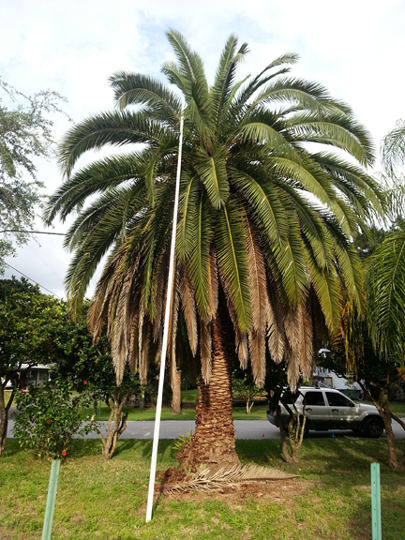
top-left (45, 30), bottom-right (382, 391)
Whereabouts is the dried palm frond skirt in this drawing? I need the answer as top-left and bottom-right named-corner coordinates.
top-left (156, 464), bottom-right (297, 494)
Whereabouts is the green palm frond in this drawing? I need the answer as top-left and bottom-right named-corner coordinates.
top-left (46, 31), bottom-right (381, 390)
top-left (307, 255), bottom-right (341, 330)
top-left (210, 35), bottom-right (249, 127)
top-left (367, 228), bottom-right (405, 359)
top-left (216, 203), bottom-right (252, 333)
top-left (109, 71), bottom-right (181, 121)
top-left (195, 145), bottom-right (229, 208)
top-left (59, 110), bottom-right (174, 177)
top-left (334, 243), bottom-right (365, 315)
top-left (250, 77), bottom-right (348, 115)
top-left (265, 155), bottom-right (337, 210)
top-left (286, 112), bottom-right (375, 166)
top-left (230, 165), bottom-right (289, 244)
top-left (381, 119), bottom-right (405, 175)
top-left (44, 151), bottom-right (146, 224)
top-left (272, 217), bottom-right (308, 306)
top-left (237, 121), bottom-right (297, 161)
top-left (312, 151), bottom-right (384, 215)
top-left (176, 173), bottom-right (199, 262)
top-left (188, 193), bottom-right (213, 320)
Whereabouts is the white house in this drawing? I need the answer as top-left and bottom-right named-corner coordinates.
top-left (5, 364), bottom-right (51, 389)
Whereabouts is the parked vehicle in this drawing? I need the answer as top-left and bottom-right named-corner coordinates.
top-left (267, 387), bottom-right (384, 438)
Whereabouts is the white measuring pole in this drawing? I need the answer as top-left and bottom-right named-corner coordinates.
top-left (146, 97), bottom-right (185, 522)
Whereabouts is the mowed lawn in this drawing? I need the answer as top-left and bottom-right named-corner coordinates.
top-left (1, 438), bottom-right (405, 539)
top-left (81, 404), bottom-right (269, 422)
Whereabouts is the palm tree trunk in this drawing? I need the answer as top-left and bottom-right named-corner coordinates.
top-left (179, 314), bottom-right (240, 470)
top-left (171, 369), bottom-right (182, 414)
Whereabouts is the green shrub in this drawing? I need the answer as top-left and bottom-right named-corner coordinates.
top-left (13, 379), bottom-right (94, 459)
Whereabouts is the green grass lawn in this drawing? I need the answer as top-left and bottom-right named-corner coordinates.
top-left (1, 437), bottom-right (404, 539)
top-left (3, 390), bottom-right (14, 407)
top-left (181, 389), bottom-right (198, 402)
top-left (382, 401), bottom-right (405, 417)
top-left (84, 401), bottom-right (405, 423)
top-left (83, 405), bottom-right (197, 421)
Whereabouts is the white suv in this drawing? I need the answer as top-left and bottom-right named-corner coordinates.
top-left (267, 387), bottom-right (384, 438)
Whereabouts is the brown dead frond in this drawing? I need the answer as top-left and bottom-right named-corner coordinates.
top-left (162, 464), bottom-right (297, 493)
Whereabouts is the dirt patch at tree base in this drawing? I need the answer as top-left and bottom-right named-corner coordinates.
top-left (155, 467), bottom-right (309, 505)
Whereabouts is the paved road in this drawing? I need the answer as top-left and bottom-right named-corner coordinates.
top-left (5, 418), bottom-right (405, 440)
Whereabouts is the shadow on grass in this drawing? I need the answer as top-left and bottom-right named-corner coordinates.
top-left (2, 438), bottom-right (25, 458)
top-left (236, 438), bottom-right (405, 540)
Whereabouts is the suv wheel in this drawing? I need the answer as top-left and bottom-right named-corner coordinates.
top-left (363, 417), bottom-right (384, 438)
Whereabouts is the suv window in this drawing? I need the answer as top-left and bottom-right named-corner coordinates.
top-left (326, 392), bottom-right (354, 407)
top-left (304, 391), bottom-right (326, 406)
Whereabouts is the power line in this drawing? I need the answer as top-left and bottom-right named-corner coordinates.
top-left (0, 230), bottom-right (65, 236)
top-left (4, 262), bottom-right (63, 299)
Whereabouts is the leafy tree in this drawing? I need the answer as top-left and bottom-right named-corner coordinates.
top-left (0, 78), bottom-right (68, 268)
top-left (45, 31), bottom-right (382, 468)
top-left (13, 378), bottom-right (93, 460)
top-left (231, 370), bottom-right (262, 414)
top-left (265, 362), bottom-right (309, 464)
top-left (51, 305), bottom-right (141, 460)
top-left (0, 277), bottom-right (64, 455)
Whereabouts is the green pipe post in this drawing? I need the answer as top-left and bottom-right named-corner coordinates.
top-left (370, 463), bottom-right (382, 540)
top-left (41, 459), bottom-right (61, 540)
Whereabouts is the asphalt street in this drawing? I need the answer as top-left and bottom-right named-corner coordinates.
top-left (5, 418), bottom-right (405, 440)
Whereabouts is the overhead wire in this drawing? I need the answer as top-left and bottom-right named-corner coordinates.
top-left (4, 262), bottom-right (64, 299)
top-left (1, 229), bottom-right (66, 299)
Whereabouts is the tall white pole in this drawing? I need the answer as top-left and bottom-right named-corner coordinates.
top-left (146, 98), bottom-right (185, 522)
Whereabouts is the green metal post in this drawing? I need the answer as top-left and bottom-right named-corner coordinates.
top-left (371, 463), bottom-right (382, 540)
top-left (41, 459), bottom-right (61, 540)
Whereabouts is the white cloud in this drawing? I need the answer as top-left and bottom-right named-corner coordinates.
top-left (1, 0), bottom-right (405, 297)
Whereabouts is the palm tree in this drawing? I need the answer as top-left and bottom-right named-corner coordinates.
top-left (371, 119), bottom-right (405, 360)
top-left (364, 231), bottom-right (405, 467)
top-left (45, 30), bottom-right (382, 468)
top-left (381, 119), bottom-right (405, 177)
top-left (367, 220), bottom-right (405, 363)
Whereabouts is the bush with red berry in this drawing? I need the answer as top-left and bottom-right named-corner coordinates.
top-left (13, 378), bottom-right (94, 459)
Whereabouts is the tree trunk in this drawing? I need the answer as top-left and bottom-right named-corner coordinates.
top-left (94, 389), bottom-right (128, 460)
top-left (277, 415), bottom-right (293, 464)
top-left (0, 383), bottom-right (14, 457)
top-left (379, 391), bottom-right (397, 468)
top-left (367, 384), bottom-right (397, 468)
top-left (179, 315), bottom-right (240, 471)
top-left (171, 369), bottom-right (182, 414)
top-left (0, 402), bottom-right (8, 457)
top-left (276, 404), bottom-right (306, 464)
top-left (389, 412), bottom-right (405, 467)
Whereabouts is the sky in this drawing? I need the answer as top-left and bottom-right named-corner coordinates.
top-left (1, 0), bottom-right (405, 299)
